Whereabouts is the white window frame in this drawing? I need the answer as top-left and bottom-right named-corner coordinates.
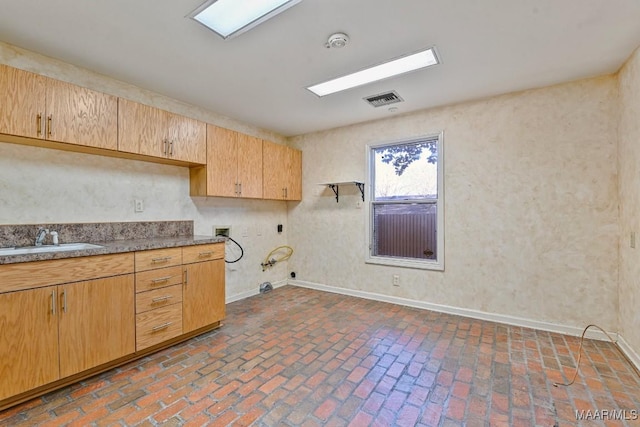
top-left (365, 132), bottom-right (444, 271)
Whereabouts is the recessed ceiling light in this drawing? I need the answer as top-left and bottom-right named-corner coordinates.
top-left (307, 47), bottom-right (440, 97)
top-left (189, 0), bottom-right (301, 40)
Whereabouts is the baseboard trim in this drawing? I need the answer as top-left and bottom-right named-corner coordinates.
top-left (289, 280), bottom-right (618, 342)
top-left (616, 334), bottom-right (640, 374)
top-left (226, 279), bottom-right (288, 304)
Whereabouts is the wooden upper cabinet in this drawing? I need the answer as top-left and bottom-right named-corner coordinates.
top-left (0, 64), bottom-right (47, 139)
top-left (237, 132), bottom-right (263, 198)
top-left (263, 140), bottom-right (302, 201)
top-left (205, 125), bottom-right (238, 198)
top-left (0, 64), bottom-right (117, 149)
top-left (46, 79), bottom-right (118, 149)
top-left (118, 98), bottom-right (206, 165)
top-left (167, 113), bottom-right (206, 164)
top-left (262, 140), bottom-right (288, 200)
top-left (190, 124), bottom-right (262, 198)
top-left (118, 98), bottom-right (168, 158)
top-left (287, 146), bottom-right (302, 201)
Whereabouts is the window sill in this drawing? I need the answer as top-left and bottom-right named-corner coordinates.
top-left (366, 256), bottom-right (444, 271)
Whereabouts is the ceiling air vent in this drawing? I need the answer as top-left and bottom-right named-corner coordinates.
top-left (364, 91), bottom-right (404, 108)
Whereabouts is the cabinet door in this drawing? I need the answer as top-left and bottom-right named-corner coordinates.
top-left (183, 260), bottom-right (225, 333)
top-left (118, 98), bottom-right (167, 158)
top-left (262, 140), bottom-right (288, 200)
top-left (58, 274), bottom-right (135, 377)
top-left (0, 286), bottom-right (59, 401)
top-left (286, 147), bottom-right (302, 201)
top-left (46, 80), bottom-right (118, 149)
top-left (206, 124), bottom-right (239, 197)
top-left (0, 64), bottom-right (46, 139)
top-left (167, 113), bottom-right (206, 164)
top-left (237, 133), bottom-right (263, 198)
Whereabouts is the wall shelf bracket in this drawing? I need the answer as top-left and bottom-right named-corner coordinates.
top-left (320, 181), bottom-right (365, 203)
top-left (354, 182), bottom-right (365, 202)
top-left (328, 184), bottom-right (339, 202)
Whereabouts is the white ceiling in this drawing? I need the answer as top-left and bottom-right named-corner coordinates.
top-left (1, 0), bottom-right (640, 137)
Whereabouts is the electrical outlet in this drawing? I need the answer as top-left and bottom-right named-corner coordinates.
top-left (134, 199), bottom-right (144, 213)
top-left (392, 275), bottom-right (400, 287)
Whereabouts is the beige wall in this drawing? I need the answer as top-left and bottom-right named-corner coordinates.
top-left (0, 42), bottom-right (290, 301)
top-left (288, 76), bottom-right (620, 331)
top-left (2, 39), bottom-right (636, 356)
top-left (618, 46), bottom-right (640, 355)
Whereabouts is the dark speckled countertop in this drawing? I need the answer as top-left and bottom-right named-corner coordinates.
top-left (0, 221), bottom-right (226, 265)
top-left (0, 235), bottom-right (226, 265)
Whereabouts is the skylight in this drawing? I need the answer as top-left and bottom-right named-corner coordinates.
top-left (307, 47), bottom-right (440, 97)
top-left (190, 0), bottom-right (301, 40)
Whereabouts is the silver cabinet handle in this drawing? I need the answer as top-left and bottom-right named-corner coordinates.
top-left (62, 290), bottom-right (67, 313)
top-left (152, 322), bottom-right (172, 332)
top-left (37, 114), bottom-right (43, 137)
top-left (198, 251), bottom-right (213, 258)
top-left (163, 140), bottom-right (168, 155)
top-left (47, 115), bottom-right (52, 138)
top-left (151, 295), bottom-right (173, 304)
top-left (285, 187), bottom-right (288, 198)
top-left (51, 290), bottom-right (57, 315)
top-left (151, 275), bottom-right (172, 284)
top-left (169, 141), bottom-right (174, 156)
top-left (239, 183), bottom-right (242, 195)
top-left (184, 269), bottom-right (188, 285)
top-left (151, 256), bottom-right (172, 264)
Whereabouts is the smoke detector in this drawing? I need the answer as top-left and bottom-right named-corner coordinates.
top-left (325, 32), bottom-right (349, 49)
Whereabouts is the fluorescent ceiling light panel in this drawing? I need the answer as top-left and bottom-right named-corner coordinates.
top-left (190, 0), bottom-right (301, 39)
top-left (307, 47), bottom-right (440, 97)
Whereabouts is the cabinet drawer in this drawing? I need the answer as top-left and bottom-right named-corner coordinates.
top-left (135, 265), bottom-right (183, 293)
top-left (182, 243), bottom-right (224, 264)
top-left (0, 253), bottom-right (134, 294)
top-left (136, 303), bottom-right (182, 351)
top-left (136, 284), bottom-right (182, 314)
top-left (135, 248), bottom-right (182, 272)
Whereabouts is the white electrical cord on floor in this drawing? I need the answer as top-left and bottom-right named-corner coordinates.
top-left (553, 324), bottom-right (629, 387)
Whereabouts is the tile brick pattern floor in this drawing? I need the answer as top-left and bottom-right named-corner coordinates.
top-left (1, 285), bottom-right (639, 426)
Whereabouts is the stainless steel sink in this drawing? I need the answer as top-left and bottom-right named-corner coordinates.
top-left (0, 243), bottom-right (104, 256)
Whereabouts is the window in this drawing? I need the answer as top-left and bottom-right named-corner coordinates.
top-left (367, 133), bottom-right (444, 270)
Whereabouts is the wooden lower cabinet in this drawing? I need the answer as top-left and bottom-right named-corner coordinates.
top-left (58, 274), bottom-right (135, 377)
top-left (136, 303), bottom-right (183, 350)
top-left (183, 258), bottom-right (225, 333)
top-left (0, 286), bottom-right (59, 401)
top-left (0, 275), bottom-right (135, 400)
top-left (0, 242), bottom-right (225, 410)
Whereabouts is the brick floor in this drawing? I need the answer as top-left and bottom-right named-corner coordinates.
top-left (1, 285), bottom-right (639, 426)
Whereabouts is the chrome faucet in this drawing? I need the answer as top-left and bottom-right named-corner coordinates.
top-left (35, 227), bottom-right (49, 246)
